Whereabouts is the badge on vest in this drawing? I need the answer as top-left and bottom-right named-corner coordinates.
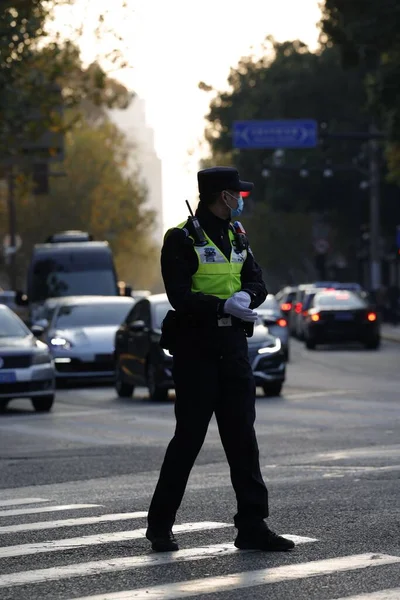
top-left (204, 247), bottom-right (217, 262)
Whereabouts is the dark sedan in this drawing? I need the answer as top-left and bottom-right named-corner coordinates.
top-left (303, 290), bottom-right (380, 350)
top-left (114, 294), bottom-right (173, 401)
top-left (114, 294), bottom-right (286, 401)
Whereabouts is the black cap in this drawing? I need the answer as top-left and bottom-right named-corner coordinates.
top-left (197, 167), bottom-right (254, 195)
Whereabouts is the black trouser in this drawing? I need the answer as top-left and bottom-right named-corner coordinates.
top-left (147, 326), bottom-right (269, 531)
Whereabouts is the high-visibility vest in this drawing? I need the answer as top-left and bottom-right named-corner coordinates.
top-left (168, 221), bottom-right (247, 300)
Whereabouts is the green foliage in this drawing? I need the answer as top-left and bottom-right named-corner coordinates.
top-left (3, 118), bottom-right (160, 290)
top-left (0, 1), bottom-right (133, 158)
top-left (321, 0), bottom-right (400, 181)
top-left (201, 39), bottom-right (378, 283)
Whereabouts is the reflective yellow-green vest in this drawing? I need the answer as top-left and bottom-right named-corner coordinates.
top-left (169, 221), bottom-right (247, 300)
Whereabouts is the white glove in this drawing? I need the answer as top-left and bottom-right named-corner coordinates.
top-left (224, 291), bottom-right (258, 322)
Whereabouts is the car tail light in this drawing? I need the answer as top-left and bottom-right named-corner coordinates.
top-left (311, 313), bottom-right (320, 322)
top-left (281, 302), bottom-right (292, 312)
top-left (367, 312), bottom-right (377, 322)
top-left (277, 318), bottom-right (287, 327)
top-left (295, 302), bottom-right (302, 314)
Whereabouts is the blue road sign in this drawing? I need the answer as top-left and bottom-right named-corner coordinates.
top-left (233, 119), bottom-right (318, 149)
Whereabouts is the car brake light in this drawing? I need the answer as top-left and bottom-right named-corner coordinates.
top-left (367, 312), bottom-right (377, 322)
top-left (281, 302), bottom-right (292, 311)
top-left (295, 302), bottom-right (302, 314)
top-left (277, 318), bottom-right (287, 327)
top-left (311, 313), bottom-right (320, 322)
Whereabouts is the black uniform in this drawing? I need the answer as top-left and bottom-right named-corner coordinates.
top-left (147, 202), bottom-right (269, 531)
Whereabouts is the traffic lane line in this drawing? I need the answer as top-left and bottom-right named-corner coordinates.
top-left (0, 498), bottom-right (49, 508)
top-left (0, 504), bottom-right (100, 518)
top-left (70, 553), bottom-right (400, 600)
top-left (333, 589), bottom-right (400, 600)
top-left (0, 535), bottom-right (317, 588)
top-left (0, 511), bottom-right (148, 534)
top-left (0, 522), bottom-right (231, 558)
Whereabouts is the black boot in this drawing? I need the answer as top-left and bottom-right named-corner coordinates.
top-left (235, 521), bottom-right (295, 552)
top-left (146, 527), bottom-right (179, 552)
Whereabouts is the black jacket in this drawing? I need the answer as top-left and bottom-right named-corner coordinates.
top-left (161, 202), bottom-right (267, 319)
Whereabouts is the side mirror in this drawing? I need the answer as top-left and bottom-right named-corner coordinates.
top-left (31, 324), bottom-right (44, 337)
top-left (129, 319), bottom-right (146, 332)
top-left (15, 290), bottom-right (29, 306)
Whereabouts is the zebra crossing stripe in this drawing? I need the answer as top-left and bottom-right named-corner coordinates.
top-left (0, 511), bottom-right (148, 534)
top-left (0, 504), bottom-right (99, 518)
top-left (0, 522), bottom-right (231, 558)
top-left (71, 554), bottom-right (400, 600)
top-left (0, 536), bottom-right (318, 588)
top-left (332, 589), bottom-right (400, 599)
top-left (0, 498), bottom-right (50, 508)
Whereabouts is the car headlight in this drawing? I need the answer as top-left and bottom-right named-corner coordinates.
top-left (32, 351), bottom-right (52, 365)
top-left (163, 348), bottom-right (173, 357)
top-left (258, 338), bottom-right (282, 354)
top-left (50, 337), bottom-right (72, 349)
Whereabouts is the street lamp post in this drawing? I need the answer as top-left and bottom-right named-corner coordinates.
top-left (368, 125), bottom-right (381, 291)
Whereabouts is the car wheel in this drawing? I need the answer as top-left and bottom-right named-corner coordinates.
top-left (115, 363), bottom-right (135, 398)
top-left (364, 337), bottom-right (380, 350)
top-left (147, 362), bottom-right (168, 402)
top-left (284, 347), bottom-right (290, 362)
top-left (262, 382), bottom-right (283, 397)
top-left (31, 395), bottom-right (54, 412)
top-left (305, 338), bottom-right (316, 350)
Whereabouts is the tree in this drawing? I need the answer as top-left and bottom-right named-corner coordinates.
top-left (320, 0), bottom-right (400, 183)
top-left (200, 39), bottom-right (384, 286)
top-left (3, 118), bottom-right (161, 290)
top-left (0, 1), bottom-right (133, 158)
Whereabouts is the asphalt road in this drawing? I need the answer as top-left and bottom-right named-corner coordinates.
top-left (0, 338), bottom-right (399, 600)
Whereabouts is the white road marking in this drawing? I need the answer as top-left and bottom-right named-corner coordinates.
top-left (285, 390), bottom-right (357, 399)
top-left (0, 498), bottom-right (49, 508)
top-left (0, 522), bottom-right (231, 558)
top-left (333, 589), bottom-right (400, 600)
top-left (71, 553), bottom-right (400, 600)
top-left (0, 511), bottom-right (148, 534)
top-left (0, 536), bottom-right (317, 588)
top-left (317, 445), bottom-right (400, 461)
top-left (0, 504), bottom-right (99, 518)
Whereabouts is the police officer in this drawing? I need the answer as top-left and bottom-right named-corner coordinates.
top-left (146, 167), bottom-right (294, 553)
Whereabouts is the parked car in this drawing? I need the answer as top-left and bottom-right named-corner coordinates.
top-left (114, 294), bottom-right (286, 401)
top-left (303, 290), bottom-right (380, 350)
top-left (256, 294), bottom-right (290, 360)
top-left (0, 304), bottom-right (55, 411)
top-left (36, 296), bottom-right (135, 381)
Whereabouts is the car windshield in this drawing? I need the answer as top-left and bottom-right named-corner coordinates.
top-left (55, 302), bottom-right (133, 329)
top-left (0, 308), bottom-right (29, 338)
top-left (153, 302), bottom-right (172, 330)
top-left (258, 296), bottom-right (279, 311)
top-left (315, 292), bottom-right (367, 310)
top-left (29, 253), bottom-right (118, 302)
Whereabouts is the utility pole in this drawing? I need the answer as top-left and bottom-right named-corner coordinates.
top-left (368, 123), bottom-right (381, 291)
top-left (6, 164), bottom-right (17, 290)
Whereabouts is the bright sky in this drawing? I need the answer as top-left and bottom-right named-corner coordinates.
top-left (52, 0), bottom-right (322, 231)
